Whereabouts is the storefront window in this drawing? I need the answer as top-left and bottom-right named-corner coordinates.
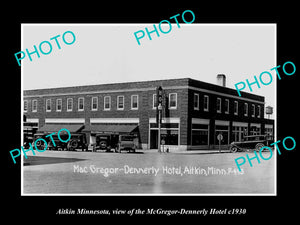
top-left (191, 124), bottom-right (209, 145)
top-left (161, 130), bottom-right (178, 145)
top-left (215, 125), bottom-right (229, 145)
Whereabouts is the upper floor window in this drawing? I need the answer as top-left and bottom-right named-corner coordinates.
top-left (169, 93), bottom-right (177, 109)
top-left (32, 100), bottom-right (37, 112)
top-left (234, 101), bottom-right (238, 115)
top-left (224, 99), bottom-right (229, 114)
top-left (24, 100), bottom-right (28, 112)
top-left (244, 103), bottom-right (248, 116)
top-left (104, 96), bottom-right (111, 110)
top-left (67, 98), bottom-right (73, 112)
top-left (194, 93), bottom-right (199, 110)
top-left (56, 99), bottom-right (62, 112)
top-left (78, 97), bottom-right (84, 111)
top-left (46, 99), bottom-right (51, 112)
top-left (131, 95), bottom-right (138, 110)
top-left (216, 98), bottom-right (221, 113)
top-left (251, 104), bottom-right (255, 117)
top-left (117, 95), bottom-right (124, 110)
top-left (257, 105), bottom-right (261, 118)
top-left (91, 97), bottom-right (98, 111)
top-left (153, 94), bottom-right (157, 109)
top-left (204, 95), bottom-right (209, 112)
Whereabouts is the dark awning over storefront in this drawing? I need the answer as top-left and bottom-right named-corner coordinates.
top-left (84, 124), bottom-right (138, 133)
top-left (38, 124), bottom-right (84, 133)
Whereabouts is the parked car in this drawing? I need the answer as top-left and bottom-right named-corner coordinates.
top-left (66, 133), bottom-right (88, 151)
top-left (115, 135), bottom-right (136, 153)
top-left (92, 134), bottom-right (118, 152)
top-left (229, 135), bottom-right (274, 153)
top-left (33, 133), bottom-right (47, 149)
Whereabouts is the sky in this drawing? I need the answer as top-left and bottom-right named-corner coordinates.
top-left (22, 24), bottom-right (276, 114)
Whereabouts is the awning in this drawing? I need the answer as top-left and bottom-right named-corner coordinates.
top-left (84, 124), bottom-right (138, 133)
top-left (38, 124), bottom-right (84, 133)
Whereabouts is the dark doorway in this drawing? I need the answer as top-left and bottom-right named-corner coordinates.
top-left (150, 130), bottom-right (158, 149)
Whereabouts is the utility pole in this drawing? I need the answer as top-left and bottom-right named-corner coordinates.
top-left (156, 86), bottom-right (163, 153)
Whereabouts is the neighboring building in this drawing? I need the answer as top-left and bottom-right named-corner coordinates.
top-left (23, 76), bottom-right (274, 151)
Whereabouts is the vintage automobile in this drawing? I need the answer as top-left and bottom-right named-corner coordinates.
top-left (229, 135), bottom-right (274, 153)
top-left (66, 133), bottom-right (88, 151)
top-left (91, 134), bottom-right (118, 152)
top-left (33, 133), bottom-right (48, 150)
top-left (46, 132), bottom-right (88, 151)
top-left (115, 135), bottom-right (136, 153)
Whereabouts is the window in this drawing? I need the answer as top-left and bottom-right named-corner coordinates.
top-left (117, 96), bottom-right (124, 110)
top-left (204, 95), bottom-right (209, 112)
top-left (217, 98), bottom-right (221, 113)
top-left (24, 100), bottom-right (28, 112)
top-left (67, 98), bottom-right (73, 112)
top-left (32, 100), bottom-right (37, 112)
top-left (194, 93), bottom-right (199, 110)
top-left (46, 99), bottom-right (51, 112)
top-left (104, 96), bottom-right (111, 110)
top-left (56, 99), bottom-right (62, 112)
top-left (192, 124), bottom-right (209, 145)
top-left (169, 93), bottom-right (177, 109)
top-left (153, 94), bottom-right (157, 109)
top-left (225, 99), bottom-right (229, 114)
top-left (244, 103), bottom-right (248, 116)
top-left (78, 97), bottom-right (84, 111)
top-left (91, 97), bottom-right (98, 111)
top-left (131, 95), bottom-right (138, 110)
top-left (257, 105), bottom-right (261, 118)
top-left (234, 101), bottom-right (238, 115)
top-left (215, 125), bottom-right (229, 145)
top-left (251, 104), bottom-right (255, 117)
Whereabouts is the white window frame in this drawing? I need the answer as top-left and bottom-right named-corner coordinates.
top-left (204, 95), bottom-right (209, 112)
top-left (91, 97), bottom-right (98, 111)
top-left (56, 99), bottom-right (62, 112)
top-left (224, 99), bottom-right (229, 114)
top-left (244, 103), bottom-right (248, 116)
top-left (169, 93), bottom-right (177, 109)
top-left (46, 99), bottom-right (51, 112)
top-left (67, 98), bottom-right (73, 112)
top-left (104, 96), bottom-right (111, 110)
top-left (251, 104), bottom-right (255, 117)
top-left (194, 93), bottom-right (199, 110)
top-left (257, 105), bottom-right (261, 118)
top-left (32, 99), bottom-right (37, 112)
top-left (131, 95), bottom-right (138, 110)
top-left (24, 100), bottom-right (28, 112)
top-left (78, 97), bottom-right (84, 111)
top-left (117, 95), bottom-right (124, 110)
top-left (217, 97), bottom-right (221, 113)
top-left (234, 101), bottom-right (238, 115)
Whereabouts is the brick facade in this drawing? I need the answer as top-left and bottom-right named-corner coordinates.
top-left (23, 78), bottom-right (274, 151)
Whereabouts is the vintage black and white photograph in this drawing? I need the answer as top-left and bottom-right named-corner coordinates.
top-left (21, 23), bottom-right (276, 195)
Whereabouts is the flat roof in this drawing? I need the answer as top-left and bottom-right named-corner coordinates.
top-left (23, 77), bottom-right (264, 103)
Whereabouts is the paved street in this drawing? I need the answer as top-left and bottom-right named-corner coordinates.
top-left (23, 149), bottom-right (275, 195)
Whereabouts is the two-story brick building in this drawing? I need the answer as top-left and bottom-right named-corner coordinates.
top-left (23, 76), bottom-right (274, 151)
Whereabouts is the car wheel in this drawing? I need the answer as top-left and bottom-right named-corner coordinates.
top-left (255, 143), bottom-right (264, 152)
top-left (230, 146), bottom-right (239, 153)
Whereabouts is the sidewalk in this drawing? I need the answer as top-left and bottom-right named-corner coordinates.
top-left (140, 149), bottom-right (232, 154)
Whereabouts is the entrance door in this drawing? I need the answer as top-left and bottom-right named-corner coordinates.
top-left (150, 130), bottom-right (158, 149)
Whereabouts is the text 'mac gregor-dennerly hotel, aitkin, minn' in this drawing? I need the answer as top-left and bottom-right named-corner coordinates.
top-left (23, 75), bottom-right (274, 151)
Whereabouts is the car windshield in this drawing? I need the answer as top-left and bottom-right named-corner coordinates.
top-left (121, 136), bottom-right (134, 141)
